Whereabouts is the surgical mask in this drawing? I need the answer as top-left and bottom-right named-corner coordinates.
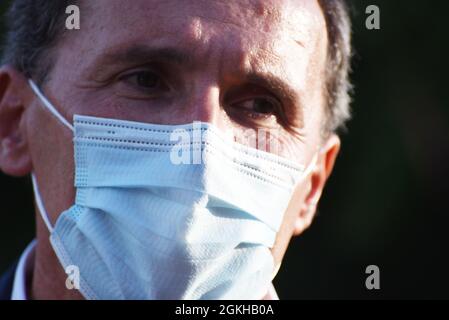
top-left (28, 79), bottom-right (317, 300)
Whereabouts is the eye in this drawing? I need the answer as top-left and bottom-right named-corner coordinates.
top-left (241, 98), bottom-right (275, 114)
top-left (118, 70), bottom-right (170, 94)
top-left (230, 97), bottom-right (280, 120)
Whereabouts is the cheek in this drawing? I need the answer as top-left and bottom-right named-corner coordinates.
top-left (28, 105), bottom-right (76, 222)
top-left (270, 178), bottom-right (308, 266)
top-left (274, 133), bottom-right (308, 163)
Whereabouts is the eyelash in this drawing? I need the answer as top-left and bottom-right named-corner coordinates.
top-left (228, 97), bottom-right (281, 120)
top-left (118, 69), bottom-right (170, 94)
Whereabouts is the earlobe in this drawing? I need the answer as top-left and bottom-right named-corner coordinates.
top-left (293, 134), bottom-right (341, 236)
top-left (0, 66), bottom-right (33, 176)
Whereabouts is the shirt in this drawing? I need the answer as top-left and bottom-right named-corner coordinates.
top-left (11, 240), bottom-right (36, 300)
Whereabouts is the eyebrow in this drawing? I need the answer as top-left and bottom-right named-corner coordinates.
top-left (88, 45), bottom-right (195, 77)
top-left (246, 72), bottom-right (302, 107)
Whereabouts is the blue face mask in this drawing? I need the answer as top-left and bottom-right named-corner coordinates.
top-left (28, 79), bottom-right (317, 300)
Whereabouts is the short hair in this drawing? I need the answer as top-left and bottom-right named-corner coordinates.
top-left (318, 0), bottom-right (353, 134)
top-left (0, 0), bottom-right (76, 85)
top-left (0, 0), bottom-right (352, 134)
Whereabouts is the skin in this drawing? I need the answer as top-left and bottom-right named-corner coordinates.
top-left (0, 0), bottom-right (340, 300)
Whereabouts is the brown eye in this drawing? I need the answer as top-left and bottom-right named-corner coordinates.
top-left (135, 71), bottom-right (161, 88)
top-left (119, 70), bottom-right (170, 94)
top-left (232, 97), bottom-right (280, 119)
top-left (249, 98), bottom-right (276, 114)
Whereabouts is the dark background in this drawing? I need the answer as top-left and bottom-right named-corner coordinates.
top-left (1, 1), bottom-right (448, 299)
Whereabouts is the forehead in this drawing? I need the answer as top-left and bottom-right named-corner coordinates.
top-left (77, 0), bottom-right (326, 70)
top-left (82, 0), bottom-right (325, 39)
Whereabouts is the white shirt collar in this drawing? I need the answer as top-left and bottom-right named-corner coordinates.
top-left (11, 239), bottom-right (36, 300)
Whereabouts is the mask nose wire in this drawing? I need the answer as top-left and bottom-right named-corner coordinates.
top-left (28, 79), bottom-right (75, 233)
top-left (28, 79), bottom-right (74, 132)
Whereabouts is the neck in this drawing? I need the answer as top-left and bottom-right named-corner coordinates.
top-left (31, 228), bottom-right (84, 300)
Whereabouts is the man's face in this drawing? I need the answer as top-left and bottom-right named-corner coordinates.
top-left (42, 0), bottom-right (327, 152)
top-left (1, 0), bottom-right (339, 298)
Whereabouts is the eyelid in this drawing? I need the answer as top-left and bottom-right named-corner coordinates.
top-left (112, 70), bottom-right (175, 103)
top-left (118, 67), bottom-right (174, 91)
top-left (225, 84), bottom-right (281, 105)
top-left (225, 105), bottom-right (279, 130)
top-left (231, 95), bottom-right (281, 108)
top-left (228, 95), bottom-right (284, 122)
top-left (225, 97), bottom-right (281, 127)
top-left (118, 66), bottom-right (161, 81)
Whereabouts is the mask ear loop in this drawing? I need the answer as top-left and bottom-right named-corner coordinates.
top-left (300, 150), bottom-right (324, 208)
top-left (294, 149), bottom-right (320, 187)
top-left (28, 79), bottom-right (75, 233)
top-left (28, 79), bottom-right (74, 132)
top-left (31, 174), bottom-right (54, 233)
top-left (301, 153), bottom-right (318, 180)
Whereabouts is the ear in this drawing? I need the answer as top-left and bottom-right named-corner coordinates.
top-left (0, 66), bottom-right (33, 176)
top-left (293, 134), bottom-right (341, 236)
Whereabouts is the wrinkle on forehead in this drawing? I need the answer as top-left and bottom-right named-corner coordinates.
top-left (183, 1), bottom-right (326, 56)
top-left (82, 0), bottom-right (325, 50)
top-left (66, 0), bottom-right (327, 92)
